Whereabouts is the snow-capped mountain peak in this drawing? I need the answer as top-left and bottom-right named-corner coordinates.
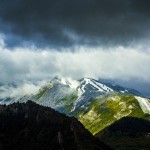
top-left (71, 78), bottom-right (115, 111)
top-left (79, 78), bottom-right (114, 93)
top-left (0, 77), bottom-right (142, 112)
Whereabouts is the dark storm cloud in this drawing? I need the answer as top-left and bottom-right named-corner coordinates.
top-left (0, 0), bottom-right (150, 47)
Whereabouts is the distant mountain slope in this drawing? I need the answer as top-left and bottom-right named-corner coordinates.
top-left (0, 77), bottom-right (141, 107)
top-left (0, 77), bottom-right (149, 135)
top-left (0, 101), bottom-right (111, 150)
top-left (95, 117), bottom-right (150, 150)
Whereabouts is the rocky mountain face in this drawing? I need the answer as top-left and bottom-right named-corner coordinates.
top-left (0, 77), bottom-right (150, 135)
top-left (95, 117), bottom-right (150, 150)
top-left (0, 101), bottom-right (111, 150)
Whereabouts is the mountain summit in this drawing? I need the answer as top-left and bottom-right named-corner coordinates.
top-left (0, 77), bottom-right (149, 134)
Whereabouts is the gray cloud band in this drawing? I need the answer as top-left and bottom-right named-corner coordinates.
top-left (0, 0), bottom-right (150, 47)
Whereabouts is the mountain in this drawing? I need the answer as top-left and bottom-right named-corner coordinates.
top-left (0, 77), bottom-right (150, 135)
top-left (0, 101), bottom-right (111, 150)
top-left (95, 117), bottom-right (150, 150)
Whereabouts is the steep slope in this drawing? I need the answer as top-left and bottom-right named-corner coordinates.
top-left (0, 101), bottom-right (111, 150)
top-left (18, 77), bottom-right (141, 113)
top-left (95, 117), bottom-right (150, 150)
top-left (78, 94), bottom-right (150, 134)
top-left (0, 77), bottom-right (149, 135)
top-left (0, 77), bottom-right (141, 109)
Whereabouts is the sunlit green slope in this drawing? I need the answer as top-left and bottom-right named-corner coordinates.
top-left (77, 94), bottom-right (150, 135)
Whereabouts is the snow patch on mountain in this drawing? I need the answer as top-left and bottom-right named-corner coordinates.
top-left (78, 78), bottom-right (114, 94)
top-left (71, 78), bottom-right (115, 111)
top-left (135, 96), bottom-right (150, 114)
top-left (120, 90), bottom-right (128, 93)
top-left (92, 80), bottom-right (114, 92)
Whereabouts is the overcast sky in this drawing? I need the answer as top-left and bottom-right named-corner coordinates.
top-left (0, 0), bottom-right (150, 96)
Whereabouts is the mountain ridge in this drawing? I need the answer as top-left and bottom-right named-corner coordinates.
top-left (0, 101), bottom-right (111, 150)
top-left (95, 117), bottom-right (150, 150)
top-left (0, 77), bottom-right (149, 135)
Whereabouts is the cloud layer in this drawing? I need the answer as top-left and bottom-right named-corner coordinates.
top-left (0, 1), bottom-right (150, 96)
top-left (0, 0), bottom-right (150, 47)
top-left (0, 41), bottom-right (150, 84)
top-left (0, 81), bottom-right (46, 98)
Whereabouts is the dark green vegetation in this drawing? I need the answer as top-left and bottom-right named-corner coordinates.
top-left (0, 101), bottom-right (111, 150)
top-left (95, 117), bottom-right (150, 150)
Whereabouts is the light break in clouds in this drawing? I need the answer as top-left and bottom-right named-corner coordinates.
top-left (0, 39), bottom-right (150, 84)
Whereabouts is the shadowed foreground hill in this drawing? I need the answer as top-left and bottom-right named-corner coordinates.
top-left (0, 101), bottom-right (111, 150)
top-left (95, 117), bottom-right (150, 150)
